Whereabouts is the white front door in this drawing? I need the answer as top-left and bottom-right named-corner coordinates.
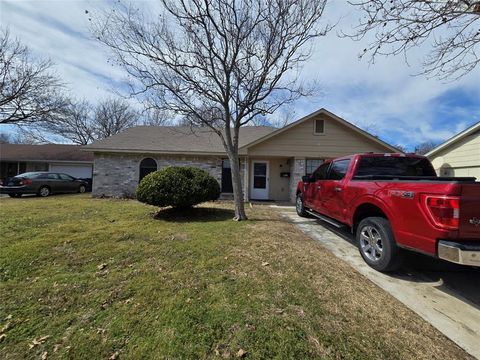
top-left (250, 160), bottom-right (269, 200)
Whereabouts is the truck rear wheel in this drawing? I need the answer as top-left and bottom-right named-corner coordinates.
top-left (356, 217), bottom-right (403, 272)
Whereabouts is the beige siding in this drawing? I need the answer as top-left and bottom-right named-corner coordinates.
top-left (430, 131), bottom-right (480, 179)
top-left (246, 115), bottom-right (391, 158)
top-left (267, 158), bottom-right (290, 201)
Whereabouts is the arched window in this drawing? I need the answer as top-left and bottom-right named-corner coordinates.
top-left (139, 158), bottom-right (157, 181)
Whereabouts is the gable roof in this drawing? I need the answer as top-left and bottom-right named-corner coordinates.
top-left (0, 144), bottom-right (94, 162)
top-left (83, 126), bottom-right (276, 155)
top-left (82, 108), bottom-right (399, 155)
top-left (426, 121), bottom-right (480, 158)
top-left (240, 108), bottom-right (399, 152)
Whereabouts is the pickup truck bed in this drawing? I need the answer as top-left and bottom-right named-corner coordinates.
top-left (296, 153), bottom-right (480, 272)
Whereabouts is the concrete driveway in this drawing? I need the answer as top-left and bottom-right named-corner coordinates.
top-left (272, 205), bottom-right (480, 359)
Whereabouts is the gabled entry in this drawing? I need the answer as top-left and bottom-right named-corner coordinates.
top-left (250, 160), bottom-right (269, 200)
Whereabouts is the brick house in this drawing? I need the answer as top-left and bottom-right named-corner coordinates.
top-left (83, 108), bottom-right (398, 202)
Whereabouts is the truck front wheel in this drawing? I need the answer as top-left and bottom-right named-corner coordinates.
top-left (356, 217), bottom-right (403, 272)
top-left (296, 194), bottom-right (308, 217)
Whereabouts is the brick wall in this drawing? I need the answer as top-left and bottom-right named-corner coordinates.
top-left (92, 152), bottom-right (246, 199)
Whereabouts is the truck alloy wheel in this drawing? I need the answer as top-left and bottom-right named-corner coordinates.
top-left (296, 194), bottom-right (308, 217)
top-left (356, 217), bottom-right (403, 272)
top-left (359, 225), bottom-right (384, 262)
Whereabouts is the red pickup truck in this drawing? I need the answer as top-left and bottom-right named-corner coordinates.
top-left (296, 153), bottom-right (480, 272)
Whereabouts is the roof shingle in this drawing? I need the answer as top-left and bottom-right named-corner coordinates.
top-left (0, 144), bottom-right (94, 162)
top-left (83, 126), bottom-right (276, 154)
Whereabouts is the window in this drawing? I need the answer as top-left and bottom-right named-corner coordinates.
top-left (314, 119), bottom-right (325, 134)
top-left (58, 174), bottom-right (74, 181)
top-left (355, 157), bottom-right (436, 177)
top-left (47, 173), bottom-right (59, 180)
top-left (139, 158), bottom-right (157, 181)
top-left (221, 159), bottom-right (233, 193)
top-left (305, 159), bottom-right (323, 176)
top-left (327, 159), bottom-right (350, 180)
top-left (313, 162), bottom-right (330, 181)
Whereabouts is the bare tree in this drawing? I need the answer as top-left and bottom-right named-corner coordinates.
top-left (19, 98), bottom-right (138, 145)
top-left (93, 98), bottom-right (138, 138)
top-left (0, 130), bottom-right (40, 144)
top-left (347, 0), bottom-right (480, 79)
top-left (141, 108), bottom-right (171, 126)
top-left (252, 105), bottom-right (297, 128)
top-left (0, 132), bottom-right (13, 143)
top-left (91, 0), bottom-right (330, 220)
top-left (415, 141), bottom-right (439, 155)
top-left (393, 144), bottom-right (408, 153)
top-left (0, 29), bottom-right (67, 124)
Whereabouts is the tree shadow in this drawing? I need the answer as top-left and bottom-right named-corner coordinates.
top-left (153, 206), bottom-right (235, 222)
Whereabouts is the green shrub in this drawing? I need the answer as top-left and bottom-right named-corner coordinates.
top-left (136, 166), bottom-right (220, 209)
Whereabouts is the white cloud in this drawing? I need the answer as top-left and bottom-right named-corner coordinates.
top-left (1, 0), bottom-right (478, 149)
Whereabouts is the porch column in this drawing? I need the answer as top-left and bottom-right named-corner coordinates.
top-left (290, 157), bottom-right (305, 203)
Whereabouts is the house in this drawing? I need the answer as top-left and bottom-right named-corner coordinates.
top-left (0, 144), bottom-right (94, 179)
top-left (426, 121), bottom-right (480, 179)
top-left (83, 108), bottom-right (398, 202)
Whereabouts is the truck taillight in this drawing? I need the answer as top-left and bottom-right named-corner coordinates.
top-left (422, 195), bottom-right (460, 230)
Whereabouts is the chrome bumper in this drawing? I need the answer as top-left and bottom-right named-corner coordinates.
top-left (438, 240), bottom-right (480, 267)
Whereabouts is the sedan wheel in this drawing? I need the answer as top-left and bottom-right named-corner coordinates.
top-left (38, 186), bottom-right (50, 197)
top-left (79, 185), bottom-right (86, 193)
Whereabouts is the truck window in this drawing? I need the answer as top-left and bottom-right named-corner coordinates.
top-left (355, 156), bottom-right (436, 177)
top-left (327, 159), bottom-right (350, 180)
top-left (313, 162), bottom-right (330, 181)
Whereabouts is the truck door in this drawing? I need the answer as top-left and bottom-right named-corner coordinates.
top-left (321, 159), bottom-right (351, 221)
top-left (304, 162), bottom-right (330, 211)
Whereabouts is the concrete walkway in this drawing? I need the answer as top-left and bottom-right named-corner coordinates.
top-left (272, 205), bottom-right (480, 359)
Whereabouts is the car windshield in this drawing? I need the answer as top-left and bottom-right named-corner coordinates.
top-left (14, 172), bottom-right (43, 179)
top-left (355, 156), bottom-right (436, 177)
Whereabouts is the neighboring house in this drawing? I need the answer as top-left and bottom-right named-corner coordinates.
top-left (426, 121), bottom-right (480, 179)
top-left (0, 144), bottom-right (94, 179)
top-left (83, 108), bottom-right (398, 202)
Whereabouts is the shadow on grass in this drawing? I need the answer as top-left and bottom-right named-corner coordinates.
top-left (153, 206), bottom-right (235, 222)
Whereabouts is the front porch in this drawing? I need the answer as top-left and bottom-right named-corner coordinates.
top-left (220, 157), bottom-right (314, 203)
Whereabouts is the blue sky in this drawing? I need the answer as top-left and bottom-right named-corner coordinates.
top-left (1, 0), bottom-right (479, 150)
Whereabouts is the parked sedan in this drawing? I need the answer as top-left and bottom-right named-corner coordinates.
top-left (0, 172), bottom-right (89, 198)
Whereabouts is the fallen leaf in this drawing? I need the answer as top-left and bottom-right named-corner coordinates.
top-left (1, 321), bottom-right (12, 333)
top-left (261, 262), bottom-right (270, 266)
top-left (41, 351), bottom-right (48, 359)
top-left (236, 348), bottom-right (247, 358)
top-left (97, 263), bottom-right (107, 270)
top-left (110, 351), bottom-right (119, 359)
top-left (53, 344), bottom-right (61, 353)
top-left (28, 335), bottom-right (50, 349)
top-left (0, 334), bottom-right (6, 342)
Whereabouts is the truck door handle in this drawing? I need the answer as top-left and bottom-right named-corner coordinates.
top-left (334, 187), bottom-right (342, 192)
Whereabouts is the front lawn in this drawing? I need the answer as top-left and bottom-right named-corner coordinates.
top-left (0, 195), bottom-right (470, 359)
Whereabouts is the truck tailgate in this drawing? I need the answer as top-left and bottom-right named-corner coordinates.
top-left (459, 184), bottom-right (480, 239)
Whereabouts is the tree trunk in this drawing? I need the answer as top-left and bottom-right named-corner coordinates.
top-left (228, 149), bottom-right (247, 221)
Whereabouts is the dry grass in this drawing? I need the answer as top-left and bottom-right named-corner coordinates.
top-left (0, 195), bottom-right (471, 359)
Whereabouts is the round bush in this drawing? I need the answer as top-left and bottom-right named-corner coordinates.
top-left (136, 166), bottom-right (220, 209)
